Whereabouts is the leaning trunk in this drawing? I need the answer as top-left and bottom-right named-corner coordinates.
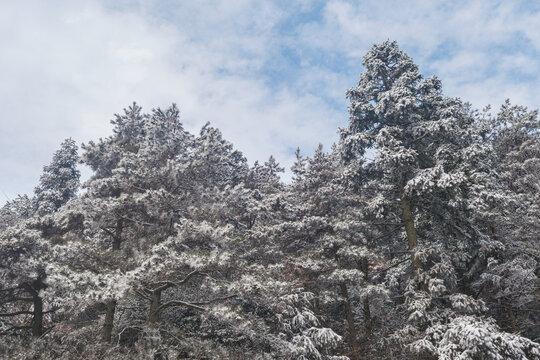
top-left (102, 299), bottom-right (117, 343)
top-left (340, 283), bottom-right (359, 360)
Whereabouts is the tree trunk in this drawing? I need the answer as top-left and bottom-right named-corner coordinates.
top-left (101, 218), bottom-right (123, 341)
top-left (102, 299), bottom-right (117, 343)
top-left (112, 218), bottom-right (123, 251)
top-left (340, 283), bottom-right (360, 360)
top-left (363, 298), bottom-right (372, 338)
top-left (148, 290), bottom-right (162, 326)
top-left (400, 195), bottom-right (421, 269)
top-left (32, 293), bottom-right (43, 337)
top-left (361, 258), bottom-right (372, 337)
top-left (26, 276), bottom-right (45, 337)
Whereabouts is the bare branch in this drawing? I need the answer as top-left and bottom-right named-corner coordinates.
top-left (158, 300), bottom-right (206, 312)
top-left (158, 294), bottom-right (237, 313)
top-left (177, 270), bottom-right (204, 286)
top-left (153, 281), bottom-right (178, 293)
top-left (38, 325), bottom-right (55, 339)
top-left (0, 325), bottom-right (33, 335)
top-left (134, 289), bottom-right (151, 300)
top-left (152, 270), bottom-right (204, 292)
top-left (100, 227), bottom-right (116, 239)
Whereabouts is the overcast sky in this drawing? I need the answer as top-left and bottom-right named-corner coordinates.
top-left (1, 0), bottom-right (539, 202)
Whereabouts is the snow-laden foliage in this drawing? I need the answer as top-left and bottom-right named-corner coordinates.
top-left (34, 138), bottom-right (80, 215)
top-left (339, 40), bottom-right (539, 359)
top-left (409, 316), bottom-right (540, 359)
top-left (0, 194), bottom-right (33, 230)
top-left (1, 41), bottom-right (539, 359)
top-left (468, 100), bottom-right (540, 340)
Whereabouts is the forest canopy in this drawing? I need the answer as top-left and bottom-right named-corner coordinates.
top-left (1, 41), bottom-right (539, 360)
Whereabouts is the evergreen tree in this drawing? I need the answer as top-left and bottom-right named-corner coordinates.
top-left (0, 194), bottom-right (33, 230)
top-left (34, 138), bottom-right (80, 215)
top-left (339, 41), bottom-right (538, 358)
top-left (1, 41), bottom-right (539, 360)
top-left (471, 100), bottom-right (540, 340)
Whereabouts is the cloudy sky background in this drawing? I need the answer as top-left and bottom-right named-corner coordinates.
top-left (1, 0), bottom-right (539, 202)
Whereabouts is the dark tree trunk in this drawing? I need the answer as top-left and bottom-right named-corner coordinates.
top-left (112, 218), bottom-right (123, 251)
top-left (361, 257), bottom-right (372, 337)
top-left (102, 299), bottom-right (117, 343)
top-left (102, 218), bottom-right (123, 341)
top-left (340, 283), bottom-right (360, 360)
top-left (25, 276), bottom-right (45, 337)
top-left (148, 290), bottom-right (162, 326)
top-left (31, 293), bottom-right (43, 337)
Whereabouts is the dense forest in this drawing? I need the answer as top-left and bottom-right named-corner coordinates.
top-left (1, 41), bottom-right (539, 359)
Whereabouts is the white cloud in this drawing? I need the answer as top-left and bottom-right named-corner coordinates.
top-left (300, 0), bottom-right (540, 108)
top-left (0, 0), bottom-right (341, 200)
top-left (1, 0), bottom-right (538, 201)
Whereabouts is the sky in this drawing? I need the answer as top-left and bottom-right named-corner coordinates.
top-left (1, 0), bottom-right (539, 202)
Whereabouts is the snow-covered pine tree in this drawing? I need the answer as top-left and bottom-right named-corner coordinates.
top-left (1, 40), bottom-right (539, 360)
top-left (0, 194), bottom-right (33, 230)
top-left (0, 140), bottom-right (83, 342)
top-left (79, 103), bottom-right (193, 344)
top-left (470, 100), bottom-right (540, 340)
top-left (33, 138), bottom-right (80, 216)
top-left (187, 123), bottom-right (249, 190)
top-left (262, 144), bottom-right (387, 359)
top-left (339, 41), bottom-right (539, 358)
top-left (74, 103), bottom-right (262, 358)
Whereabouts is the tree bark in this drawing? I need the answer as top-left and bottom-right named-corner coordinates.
top-left (102, 299), bottom-right (117, 343)
top-left (340, 283), bottom-right (360, 360)
top-left (112, 218), bottom-right (123, 251)
top-left (400, 195), bottom-right (421, 269)
top-left (148, 290), bottom-right (162, 327)
top-left (24, 276), bottom-right (45, 337)
top-left (101, 299), bottom-right (118, 343)
top-left (102, 218), bottom-right (123, 342)
top-left (361, 258), bottom-right (372, 338)
top-left (31, 292), bottom-right (43, 337)
top-left (363, 298), bottom-right (372, 338)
